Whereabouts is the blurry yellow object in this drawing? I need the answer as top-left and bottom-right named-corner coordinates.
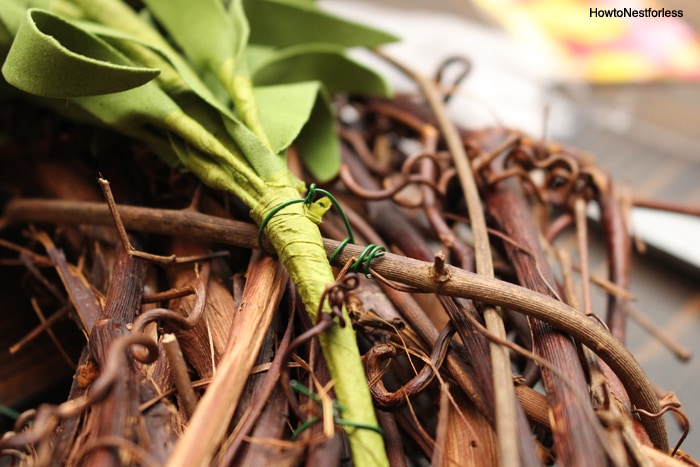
top-left (586, 51), bottom-right (656, 82)
top-left (670, 42), bottom-right (700, 75)
top-left (522, 0), bottom-right (626, 45)
top-left (472, 0), bottom-right (700, 82)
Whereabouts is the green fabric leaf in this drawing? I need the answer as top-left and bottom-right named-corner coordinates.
top-left (294, 87), bottom-right (340, 182)
top-left (226, 0), bottom-right (249, 62)
top-left (68, 16), bottom-right (280, 180)
top-left (76, 17), bottom-right (284, 181)
top-left (252, 43), bottom-right (391, 96)
top-left (72, 20), bottom-right (230, 111)
top-left (0, 8), bottom-right (262, 197)
top-left (254, 81), bottom-right (340, 181)
top-left (143, 0), bottom-right (271, 149)
top-left (221, 108), bottom-right (285, 180)
top-left (244, 45), bottom-right (275, 78)
top-left (142, 0), bottom-right (247, 71)
top-left (0, 9), bottom-right (176, 131)
top-left (168, 132), bottom-right (257, 206)
top-left (64, 0), bottom-right (209, 100)
top-left (244, 0), bottom-right (397, 48)
top-left (253, 81), bottom-right (320, 154)
top-left (0, 0), bottom-right (55, 37)
top-left (0, 0), bottom-right (26, 49)
top-left (1, 9), bottom-right (159, 97)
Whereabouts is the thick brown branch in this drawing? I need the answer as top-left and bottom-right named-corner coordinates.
top-left (2, 197), bottom-right (668, 450)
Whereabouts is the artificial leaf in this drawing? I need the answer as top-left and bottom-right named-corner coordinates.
top-left (253, 81), bottom-right (321, 154)
top-left (254, 81), bottom-right (340, 181)
top-left (0, 0), bottom-right (26, 50)
top-left (0, 0), bottom-right (52, 36)
top-left (142, 0), bottom-right (246, 71)
top-left (0, 9), bottom-right (176, 131)
top-left (72, 16), bottom-right (278, 177)
top-left (61, 0), bottom-right (210, 102)
top-left (245, 45), bottom-right (275, 77)
top-left (251, 43), bottom-right (391, 96)
top-left (294, 87), bottom-right (340, 182)
top-left (143, 0), bottom-right (271, 146)
top-left (244, 0), bottom-right (397, 48)
top-left (73, 20), bottom-right (231, 112)
top-left (221, 108), bottom-right (286, 180)
top-left (227, 0), bottom-right (249, 61)
top-left (1, 9), bottom-right (258, 192)
top-left (168, 132), bottom-right (252, 202)
top-left (2, 9), bottom-right (159, 98)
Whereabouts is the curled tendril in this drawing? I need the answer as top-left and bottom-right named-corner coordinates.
top-left (632, 394), bottom-right (689, 457)
top-left (434, 55), bottom-right (472, 104)
top-left (1, 263), bottom-right (212, 454)
top-left (339, 165), bottom-right (441, 208)
top-left (469, 131), bottom-right (598, 207)
top-left (350, 81), bottom-right (601, 210)
top-left (339, 150), bottom-right (446, 209)
top-left (283, 274), bottom-right (360, 366)
top-left (0, 333), bottom-right (158, 451)
top-left (364, 322), bottom-right (455, 410)
top-left (340, 128), bottom-right (393, 177)
top-left (131, 262), bottom-right (210, 335)
top-left (12, 409), bottom-right (36, 433)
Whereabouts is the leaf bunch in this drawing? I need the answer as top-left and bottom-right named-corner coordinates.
top-left (0, 0), bottom-right (396, 185)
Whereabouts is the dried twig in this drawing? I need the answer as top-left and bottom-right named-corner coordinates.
top-left (2, 197), bottom-right (669, 450)
top-left (162, 333), bottom-right (198, 418)
top-left (373, 50), bottom-right (524, 466)
top-left (167, 252), bottom-right (289, 467)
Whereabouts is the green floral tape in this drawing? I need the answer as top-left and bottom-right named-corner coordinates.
top-left (251, 173), bottom-right (388, 466)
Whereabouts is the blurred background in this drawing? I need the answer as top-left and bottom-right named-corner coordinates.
top-left (323, 0), bottom-right (700, 459)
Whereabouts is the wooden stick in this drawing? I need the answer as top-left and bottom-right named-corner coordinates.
top-left (2, 198), bottom-right (668, 450)
top-left (166, 252), bottom-right (289, 467)
top-left (162, 334), bottom-right (198, 418)
top-left (375, 50), bottom-right (521, 467)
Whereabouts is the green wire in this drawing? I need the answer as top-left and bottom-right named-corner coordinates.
top-left (257, 197), bottom-right (305, 256)
top-left (291, 416), bottom-right (321, 441)
top-left (350, 244), bottom-right (385, 277)
top-left (334, 418), bottom-right (385, 435)
top-left (289, 380), bottom-right (383, 440)
top-left (0, 405), bottom-right (20, 420)
top-left (290, 379), bottom-right (322, 403)
top-left (257, 184), bottom-right (355, 260)
top-left (328, 237), bottom-right (351, 264)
